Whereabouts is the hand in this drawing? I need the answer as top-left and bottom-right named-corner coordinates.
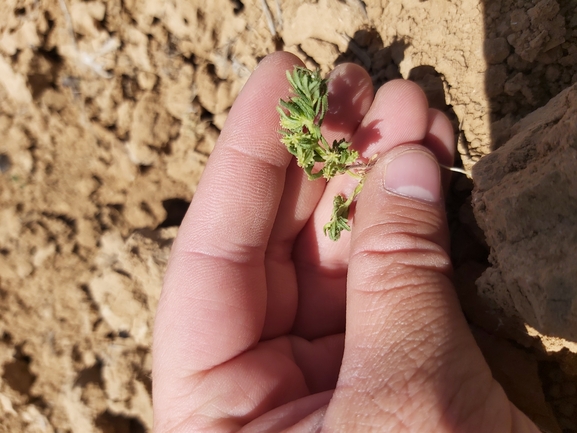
top-left (152, 52), bottom-right (539, 432)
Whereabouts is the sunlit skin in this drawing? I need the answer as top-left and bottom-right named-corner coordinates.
top-left (152, 52), bottom-right (540, 433)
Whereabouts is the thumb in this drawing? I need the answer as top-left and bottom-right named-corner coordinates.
top-left (324, 146), bottom-right (496, 431)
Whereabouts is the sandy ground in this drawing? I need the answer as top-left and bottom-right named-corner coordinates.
top-left (0, 0), bottom-right (576, 431)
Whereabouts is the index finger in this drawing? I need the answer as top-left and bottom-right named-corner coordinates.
top-left (154, 52), bottom-right (302, 377)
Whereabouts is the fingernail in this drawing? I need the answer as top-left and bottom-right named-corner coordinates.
top-left (384, 150), bottom-right (441, 203)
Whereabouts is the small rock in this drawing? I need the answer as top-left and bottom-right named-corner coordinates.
top-left (503, 72), bottom-right (526, 95)
top-left (484, 37), bottom-right (511, 64)
top-left (510, 9), bottom-right (530, 32)
top-left (545, 65), bottom-right (561, 81)
top-left (137, 71), bottom-right (157, 91)
top-left (527, 0), bottom-right (559, 22)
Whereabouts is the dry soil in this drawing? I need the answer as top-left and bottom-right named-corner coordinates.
top-left (0, 0), bottom-right (576, 432)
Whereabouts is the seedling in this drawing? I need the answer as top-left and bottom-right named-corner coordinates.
top-left (278, 66), bottom-right (469, 241)
top-left (277, 66), bottom-right (369, 241)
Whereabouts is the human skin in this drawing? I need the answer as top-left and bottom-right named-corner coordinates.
top-left (152, 51), bottom-right (540, 432)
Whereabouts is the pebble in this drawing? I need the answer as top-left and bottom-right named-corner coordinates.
top-left (484, 37), bottom-right (511, 64)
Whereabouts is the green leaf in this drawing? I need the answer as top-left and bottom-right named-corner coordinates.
top-left (323, 195), bottom-right (352, 241)
top-left (321, 139), bottom-right (359, 179)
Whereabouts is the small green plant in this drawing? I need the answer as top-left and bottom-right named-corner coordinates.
top-left (277, 66), bottom-right (470, 241)
top-left (277, 66), bottom-right (369, 241)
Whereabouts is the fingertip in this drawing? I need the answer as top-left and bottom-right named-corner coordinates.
top-left (355, 79), bottom-right (430, 158)
top-left (426, 109), bottom-right (455, 166)
top-left (352, 143), bottom-right (450, 256)
top-left (217, 51), bottom-right (305, 167)
top-left (376, 78), bottom-right (429, 104)
top-left (256, 51), bottom-right (305, 72)
top-left (374, 79), bottom-right (430, 120)
top-left (322, 63), bottom-right (374, 141)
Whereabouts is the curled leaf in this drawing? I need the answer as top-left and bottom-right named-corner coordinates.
top-left (323, 195), bottom-right (352, 241)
